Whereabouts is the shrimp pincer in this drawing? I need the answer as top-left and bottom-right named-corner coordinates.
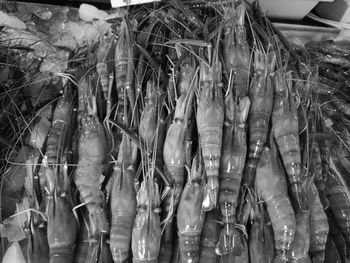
top-left (110, 134), bottom-right (138, 263)
top-left (177, 153), bottom-right (205, 263)
top-left (216, 95), bottom-right (250, 255)
top-left (131, 177), bottom-right (161, 263)
top-left (272, 70), bottom-right (307, 212)
top-left (307, 181), bottom-right (329, 263)
top-left (196, 55), bottom-right (224, 211)
top-left (243, 51), bottom-right (275, 188)
top-left (255, 146), bottom-right (296, 263)
top-left (74, 113), bottom-right (108, 234)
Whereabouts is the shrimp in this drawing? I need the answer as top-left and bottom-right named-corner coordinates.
top-left (289, 211), bottom-right (311, 263)
top-left (327, 210), bottom-right (348, 263)
top-left (45, 87), bottom-right (74, 168)
top-left (115, 20), bottom-right (133, 125)
top-left (177, 153), bottom-right (205, 263)
top-left (220, 247), bottom-right (249, 263)
top-left (73, 210), bottom-right (90, 263)
top-left (139, 80), bottom-right (159, 151)
top-left (331, 94), bottom-right (350, 117)
top-left (216, 95), bottom-right (250, 255)
top-left (162, 69), bottom-right (196, 240)
top-left (27, 217), bottom-right (50, 263)
top-left (46, 193), bottom-right (78, 263)
top-left (243, 51), bottom-right (275, 188)
top-left (255, 146), bottom-right (296, 263)
top-left (249, 200), bottom-right (274, 263)
top-left (131, 177), bottom-right (161, 263)
top-left (74, 109), bottom-right (108, 234)
top-left (325, 166), bottom-right (350, 247)
top-left (110, 134), bottom-right (138, 263)
top-left (196, 55), bottom-right (224, 211)
top-left (313, 137), bottom-right (329, 209)
top-left (272, 70), bottom-right (307, 212)
top-left (223, 2), bottom-right (250, 98)
top-left (307, 181), bottom-right (329, 263)
top-left (96, 33), bottom-right (114, 101)
top-left (27, 105), bottom-right (52, 150)
top-left (199, 210), bottom-right (220, 263)
top-left (324, 236), bottom-right (342, 263)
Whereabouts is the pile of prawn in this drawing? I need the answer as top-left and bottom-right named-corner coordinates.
top-left (1, 0), bottom-right (350, 263)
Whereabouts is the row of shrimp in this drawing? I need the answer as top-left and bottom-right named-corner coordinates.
top-left (4, 1), bottom-right (350, 263)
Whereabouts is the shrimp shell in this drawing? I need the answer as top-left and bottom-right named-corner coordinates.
top-left (74, 114), bottom-right (108, 234)
top-left (307, 181), bottom-right (329, 263)
top-left (243, 51), bottom-right (275, 188)
top-left (46, 195), bottom-right (78, 263)
top-left (110, 135), bottom-right (138, 263)
top-left (216, 96), bottom-right (250, 255)
top-left (177, 154), bottom-right (205, 263)
top-left (199, 210), bottom-right (220, 263)
top-left (325, 166), bottom-right (350, 246)
top-left (255, 147), bottom-right (296, 263)
top-left (196, 58), bottom-right (224, 211)
top-left (289, 212), bottom-right (311, 263)
top-left (223, 2), bottom-right (250, 98)
top-left (131, 178), bottom-right (161, 263)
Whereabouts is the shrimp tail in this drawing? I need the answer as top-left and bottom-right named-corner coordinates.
top-left (215, 226), bottom-right (243, 256)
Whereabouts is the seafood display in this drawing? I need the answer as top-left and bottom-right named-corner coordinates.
top-left (3, 1), bottom-right (350, 263)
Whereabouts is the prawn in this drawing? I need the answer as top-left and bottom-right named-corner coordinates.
top-left (255, 146), bottom-right (296, 263)
top-left (196, 52), bottom-right (224, 211)
top-left (27, 215), bottom-right (50, 263)
top-left (74, 98), bottom-right (108, 234)
top-left (131, 176), bottom-right (161, 263)
top-left (272, 70), bottom-right (307, 212)
top-left (223, 2), bottom-right (250, 98)
top-left (243, 50), bottom-right (275, 188)
top-left (115, 20), bottom-right (135, 125)
top-left (249, 199), bottom-right (274, 263)
top-left (176, 152), bottom-right (205, 263)
top-left (139, 80), bottom-right (159, 151)
top-left (289, 211), bottom-right (311, 263)
top-left (307, 180), bottom-right (329, 263)
top-left (46, 192), bottom-right (78, 263)
top-left (216, 95), bottom-right (250, 255)
top-left (96, 33), bottom-right (114, 102)
top-left (325, 165), bottom-right (350, 247)
top-left (327, 210), bottom-right (348, 263)
top-left (162, 66), bottom-right (196, 230)
top-left (199, 210), bottom-right (220, 263)
top-left (109, 134), bottom-right (138, 263)
top-left (313, 135), bottom-right (330, 209)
